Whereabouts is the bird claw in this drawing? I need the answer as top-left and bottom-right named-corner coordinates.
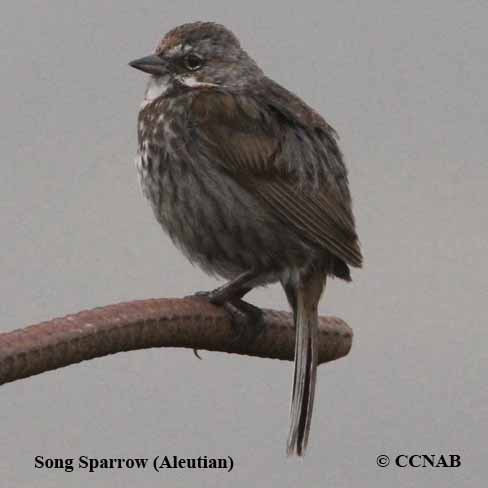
top-left (224, 300), bottom-right (265, 348)
top-left (185, 290), bottom-right (211, 300)
top-left (186, 292), bottom-right (264, 352)
top-left (184, 289), bottom-right (224, 305)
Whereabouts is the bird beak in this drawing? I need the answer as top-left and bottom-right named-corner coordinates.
top-left (129, 54), bottom-right (169, 76)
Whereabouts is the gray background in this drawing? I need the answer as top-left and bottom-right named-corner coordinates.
top-left (1, 1), bottom-right (486, 486)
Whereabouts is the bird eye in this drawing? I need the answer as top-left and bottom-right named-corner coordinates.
top-left (184, 53), bottom-right (203, 71)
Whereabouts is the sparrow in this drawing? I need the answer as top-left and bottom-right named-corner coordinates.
top-left (129, 21), bottom-right (362, 456)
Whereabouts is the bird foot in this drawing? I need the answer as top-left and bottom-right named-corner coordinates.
top-left (185, 290), bottom-right (211, 300)
top-left (224, 300), bottom-right (265, 348)
top-left (185, 288), bottom-right (231, 305)
top-left (186, 292), bottom-right (264, 353)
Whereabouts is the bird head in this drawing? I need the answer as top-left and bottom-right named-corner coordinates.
top-left (129, 22), bottom-right (262, 103)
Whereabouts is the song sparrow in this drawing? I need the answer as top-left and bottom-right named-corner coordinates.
top-left (129, 22), bottom-right (362, 456)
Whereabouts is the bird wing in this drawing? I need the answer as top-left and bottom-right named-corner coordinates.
top-left (190, 86), bottom-right (362, 267)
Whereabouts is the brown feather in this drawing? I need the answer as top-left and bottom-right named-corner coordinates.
top-left (191, 90), bottom-right (362, 268)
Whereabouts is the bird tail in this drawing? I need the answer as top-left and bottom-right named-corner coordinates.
top-left (286, 270), bottom-right (326, 456)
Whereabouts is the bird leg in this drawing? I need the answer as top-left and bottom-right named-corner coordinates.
top-left (189, 270), bottom-right (258, 304)
top-left (188, 270), bottom-right (264, 355)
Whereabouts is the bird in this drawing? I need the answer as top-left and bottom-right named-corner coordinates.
top-left (129, 21), bottom-right (362, 456)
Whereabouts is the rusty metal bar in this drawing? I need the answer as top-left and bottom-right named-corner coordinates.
top-left (0, 298), bottom-right (352, 386)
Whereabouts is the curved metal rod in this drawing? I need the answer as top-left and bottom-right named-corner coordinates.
top-left (0, 297), bottom-right (353, 386)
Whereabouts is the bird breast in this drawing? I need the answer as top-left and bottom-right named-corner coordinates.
top-left (134, 94), bottom-right (313, 279)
